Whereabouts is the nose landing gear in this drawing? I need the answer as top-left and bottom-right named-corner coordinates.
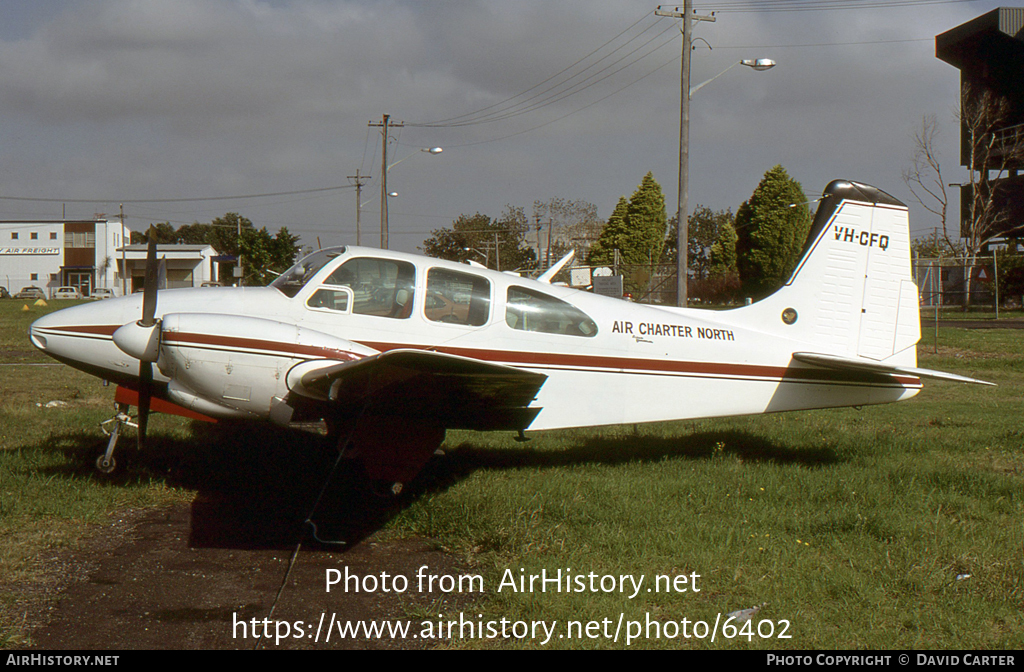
top-left (97, 402), bottom-right (137, 473)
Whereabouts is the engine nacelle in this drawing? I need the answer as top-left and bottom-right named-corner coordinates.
top-left (157, 313), bottom-right (376, 419)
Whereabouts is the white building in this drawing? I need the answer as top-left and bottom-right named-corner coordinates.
top-left (0, 219), bottom-right (130, 298)
top-left (119, 244), bottom-right (223, 292)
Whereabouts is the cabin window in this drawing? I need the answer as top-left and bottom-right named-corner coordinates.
top-left (322, 257), bottom-right (416, 319)
top-left (425, 268), bottom-right (490, 326)
top-left (505, 286), bottom-right (598, 337)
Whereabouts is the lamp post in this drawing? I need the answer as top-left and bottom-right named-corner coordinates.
top-left (656, 3), bottom-right (774, 307)
top-left (381, 146), bottom-right (442, 249)
top-left (463, 246), bottom-right (489, 267)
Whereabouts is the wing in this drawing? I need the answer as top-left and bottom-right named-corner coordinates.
top-left (792, 352), bottom-right (995, 386)
top-left (290, 349), bottom-right (547, 431)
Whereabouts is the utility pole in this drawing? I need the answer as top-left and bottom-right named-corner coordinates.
top-left (368, 114), bottom-right (404, 249)
top-left (236, 214), bottom-right (243, 287)
top-left (120, 203), bottom-right (126, 296)
top-left (347, 168), bottom-right (371, 246)
top-left (655, 2), bottom-right (716, 307)
top-left (535, 214), bottom-right (543, 269)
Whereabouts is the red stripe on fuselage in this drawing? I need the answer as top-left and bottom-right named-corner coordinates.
top-left (40, 324), bottom-right (921, 388)
top-left (162, 331), bottom-right (361, 361)
top-left (354, 341), bottom-right (921, 388)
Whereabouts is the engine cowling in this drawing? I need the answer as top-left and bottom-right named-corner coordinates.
top-left (156, 313), bottom-right (377, 419)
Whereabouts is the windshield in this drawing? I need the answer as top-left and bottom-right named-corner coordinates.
top-left (271, 248), bottom-right (345, 298)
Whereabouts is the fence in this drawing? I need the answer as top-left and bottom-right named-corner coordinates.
top-left (912, 255), bottom-right (1024, 315)
top-left (568, 255), bottom-right (1024, 311)
top-left (568, 263), bottom-right (680, 305)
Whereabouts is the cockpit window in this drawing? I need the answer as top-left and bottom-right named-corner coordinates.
top-left (322, 257), bottom-right (416, 319)
top-left (271, 248), bottom-right (344, 298)
top-left (505, 286), bottom-right (598, 337)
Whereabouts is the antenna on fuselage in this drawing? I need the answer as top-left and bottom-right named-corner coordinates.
top-left (537, 250), bottom-right (575, 284)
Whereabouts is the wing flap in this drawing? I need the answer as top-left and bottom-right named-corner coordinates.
top-left (291, 349), bottom-right (548, 431)
top-left (792, 352), bottom-right (995, 386)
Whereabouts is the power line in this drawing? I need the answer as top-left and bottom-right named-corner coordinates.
top-left (0, 184), bottom-right (355, 205)
top-left (713, 37), bottom-right (934, 48)
top-left (411, 12), bottom-right (658, 128)
top-left (694, 0), bottom-right (981, 12)
top-left (421, 23), bottom-right (680, 128)
top-left (436, 52), bottom-right (680, 149)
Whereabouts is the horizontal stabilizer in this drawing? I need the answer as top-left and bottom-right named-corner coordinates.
top-left (792, 352), bottom-right (995, 386)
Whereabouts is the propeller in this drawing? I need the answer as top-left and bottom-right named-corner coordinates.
top-left (111, 228), bottom-right (161, 449)
top-left (137, 230), bottom-right (160, 448)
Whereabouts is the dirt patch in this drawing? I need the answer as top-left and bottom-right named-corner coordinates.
top-left (22, 503), bottom-right (475, 650)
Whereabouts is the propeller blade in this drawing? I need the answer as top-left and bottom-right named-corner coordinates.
top-left (137, 362), bottom-right (152, 449)
top-left (141, 228), bottom-right (158, 327)
top-left (137, 227), bottom-right (159, 448)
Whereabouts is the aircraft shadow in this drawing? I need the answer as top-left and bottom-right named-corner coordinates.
top-left (31, 422), bottom-right (840, 551)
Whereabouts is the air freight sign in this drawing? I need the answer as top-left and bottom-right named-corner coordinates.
top-left (0, 247), bottom-right (60, 255)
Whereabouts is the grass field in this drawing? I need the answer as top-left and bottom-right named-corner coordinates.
top-left (0, 300), bottom-right (1021, 649)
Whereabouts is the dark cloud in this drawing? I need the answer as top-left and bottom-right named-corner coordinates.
top-left (0, 0), bottom-right (1003, 245)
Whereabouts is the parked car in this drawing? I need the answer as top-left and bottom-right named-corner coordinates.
top-left (52, 286), bottom-right (83, 300)
top-left (200, 281), bottom-right (222, 288)
top-left (90, 288), bottom-right (115, 300)
top-left (14, 286), bottom-right (45, 300)
top-left (0, 287), bottom-right (10, 299)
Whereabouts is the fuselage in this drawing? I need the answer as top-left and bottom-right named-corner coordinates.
top-left (29, 245), bottom-right (920, 432)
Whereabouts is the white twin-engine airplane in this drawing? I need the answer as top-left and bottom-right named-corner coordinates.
top-left (29, 180), bottom-right (990, 488)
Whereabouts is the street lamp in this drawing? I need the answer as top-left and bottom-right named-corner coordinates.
top-left (656, 2), bottom-right (775, 307)
top-left (675, 57), bottom-right (774, 307)
top-left (689, 59), bottom-right (775, 96)
top-left (381, 147), bottom-right (442, 249)
top-left (463, 246), bottom-right (489, 267)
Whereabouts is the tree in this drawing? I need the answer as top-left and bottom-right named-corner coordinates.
top-left (911, 229), bottom-right (966, 259)
top-left (590, 172), bottom-right (667, 266)
top-left (709, 218), bottom-right (738, 278)
top-left (735, 165), bottom-right (811, 300)
top-left (957, 82), bottom-right (1024, 305)
top-left (132, 222), bottom-right (176, 244)
top-left (133, 213), bottom-right (300, 286)
top-left (421, 207), bottom-right (537, 272)
top-left (902, 115), bottom-right (958, 257)
top-left (903, 85), bottom-right (1024, 307)
top-left (237, 226), bottom-right (301, 286)
top-left (532, 198), bottom-right (601, 267)
top-left (206, 213), bottom-right (253, 259)
top-left (662, 205), bottom-right (735, 278)
top-left (588, 197), bottom-right (630, 265)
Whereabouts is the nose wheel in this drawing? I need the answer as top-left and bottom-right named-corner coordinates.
top-left (97, 403), bottom-right (137, 474)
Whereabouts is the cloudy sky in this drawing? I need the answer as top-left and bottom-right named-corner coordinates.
top-left (0, 0), bottom-right (1004, 253)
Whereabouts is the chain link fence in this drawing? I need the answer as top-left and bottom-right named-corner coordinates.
top-left (567, 263), bottom-right (744, 306)
top-left (913, 255), bottom-right (1024, 314)
top-left (567, 255), bottom-right (1024, 311)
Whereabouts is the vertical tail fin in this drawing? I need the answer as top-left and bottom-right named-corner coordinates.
top-left (731, 180), bottom-right (920, 364)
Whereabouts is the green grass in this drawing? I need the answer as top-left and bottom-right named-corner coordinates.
top-left (0, 299), bottom-right (1021, 648)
